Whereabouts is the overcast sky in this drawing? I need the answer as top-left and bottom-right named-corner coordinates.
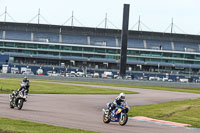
top-left (0, 0), bottom-right (200, 35)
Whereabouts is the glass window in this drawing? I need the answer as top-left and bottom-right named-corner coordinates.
top-left (38, 51), bottom-right (48, 55)
top-left (38, 44), bottom-right (49, 49)
top-left (16, 43), bottom-right (25, 48)
top-left (163, 53), bottom-right (172, 57)
top-left (172, 53), bottom-right (184, 58)
top-left (195, 55), bottom-right (200, 60)
top-left (3, 49), bottom-right (16, 52)
top-left (93, 55), bottom-right (105, 58)
top-left (106, 49), bottom-right (117, 54)
top-left (140, 51), bottom-right (151, 56)
top-left (105, 55), bottom-right (114, 59)
top-left (49, 45), bottom-right (60, 50)
top-left (0, 42), bottom-right (4, 46)
top-left (27, 44), bottom-right (37, 49)
top-left (72, 47), bottom-right (82, 51)
top-left (150, 52), bottom-right (162, 57)
top-left (24, 50), bottom-right (34, 54)
top-left (60, 53), bottom-right (70, 56)
top-left (185, 54), bottom-right (194, 59)
top-left (114, 56), bottom-right (120, 60)
top-left (94, 48), bottom-right (105, 53)
top-left (4, 42), bottom-right (15, 47)
top-left (116, 49), bottom-right (120, 54)
top-left (83, 54), bottom-right (93, 58)
top-left (150, 59), bottom-right (161, 62)
top-left (83, 47), bottom-right (94, 52)
top-left (61, 46), bottom-right (72, 51)
top-left (48, 52), bottom-right (59, 56)
top-left (127, 50), bottom-right (140, 55)
top-left (71, 53), bottom-right (82, 57)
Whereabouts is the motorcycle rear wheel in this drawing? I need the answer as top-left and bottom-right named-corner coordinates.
top-left (103, 112), bottom-right (110, 123)
top-left (119, 113), bottom-right (128, 126)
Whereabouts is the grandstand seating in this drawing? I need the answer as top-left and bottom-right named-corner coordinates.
top-left (191, 64), bottom-right (200, 68)
top-left (61, 56), bottom-right (88, 61)
top-left (127, 38), bottom-right (144, 49)
top-left (146, 40), bottom-right (172, 50)
top-left (175, 63), bottom-right (191, 68)
top-left (90, 36), bottom-right (116, 47)
top-left (90, 57), bottom-right (117, 63)
top-left (34, 32), bottom-right (59, 43)
top-left (145, 61), bottom-right (174, 67)
top-left (62, 35), bottom-right (88, 45)
top-left (127, 60), bottom-right (144, 65)
top-left (2, 30), bottom-right (200, 54)
top-left (5, 30), bottom-right (31, 41)
top-left (174, 41), bottom-right (199, 52)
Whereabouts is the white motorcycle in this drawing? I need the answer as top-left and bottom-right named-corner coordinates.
top-left (9, 83), bottom-right (28, 110)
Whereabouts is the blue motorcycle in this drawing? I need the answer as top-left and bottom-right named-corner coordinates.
top-left (102, 102), bottom-right (129, 126)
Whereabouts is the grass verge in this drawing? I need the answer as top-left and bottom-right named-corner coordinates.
top-left (2, 77), bottom-right (200, 94)
top-left (0, 117), bottom-right (97, 133)
top-left (23, 78), bottom-right (200, 94)
top-left (0, 78), bottom-right (136, 94)
top-left (128, 98), bottom-right (200, 128)
top-left (39, 79), bottom-right (200, 94)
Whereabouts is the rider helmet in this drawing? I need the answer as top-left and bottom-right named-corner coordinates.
top-left (118, 93), bottom-right (125, 101)
top-left (23, 76), bottom-right (27, 82)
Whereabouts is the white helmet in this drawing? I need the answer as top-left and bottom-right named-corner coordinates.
top-left (118, 93), bottom-right (125, 100)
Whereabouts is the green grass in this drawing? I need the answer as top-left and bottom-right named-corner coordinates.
top-left (0, 76), bottom-right (200, 94)
top-left (0, 117), bottom-right (97, 133)
top-left (27, 78), bottom-right (200, 94)
top-left (128, 98), bottom-right (200, 128)
top-left (0, 79), bottom-right (136, 94)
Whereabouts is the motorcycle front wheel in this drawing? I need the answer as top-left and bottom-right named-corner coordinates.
top-left (17, 99), bottom-right (24, 110)
top-left (119, 113), bottom-right (128, 126)
top-left (103, 111), bottom-right (110, 123)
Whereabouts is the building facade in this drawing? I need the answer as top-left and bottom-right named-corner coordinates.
top-left (0, 22), bottom-right (200, 75)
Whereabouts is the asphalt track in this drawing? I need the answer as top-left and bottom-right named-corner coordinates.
top-left (0, 81), bottom-right (200, 133)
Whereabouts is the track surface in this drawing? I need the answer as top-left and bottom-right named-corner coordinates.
top-left (0, 82), bottom-right (200, 133)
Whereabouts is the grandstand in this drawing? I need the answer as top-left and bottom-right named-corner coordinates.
top-left (0, 22), bottom-right (200, 75)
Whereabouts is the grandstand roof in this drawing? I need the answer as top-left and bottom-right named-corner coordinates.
top-left (0, 22), bottom-right (200, 43)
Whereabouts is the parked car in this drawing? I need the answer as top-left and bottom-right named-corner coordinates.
top-left (70, 71), bottom-right (76, 77)
top-left (125, 75), bottom-right (132, 80)
top-left (102, 71), bottom-right (113, 79)
top-left (22, 69), bottom-right (34, 75)
top-left (93, 72), bottom-right (99, 78)
top-left (11, 67), bottom-right (19, 74)
top-left (86, 73), bottom-right (93, 78)
top-left (168, 79), bottom-right (173, 82)
top-left (22, 71), bottom-right (34, 75)
top-left (76, 71), bottom-right (85, 77)
top-left (47, 71), bottom-right (60, 76)
top-left (179, 78), bottom-right (188, 83)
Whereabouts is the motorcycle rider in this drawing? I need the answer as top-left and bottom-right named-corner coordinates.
top-left (15, 76), bottom-right (30, 96)
top-left (108, 93), bottom-right (126, 113)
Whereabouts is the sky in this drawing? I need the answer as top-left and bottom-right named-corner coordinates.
top-left (0, 0), bottom-right (200, 35)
